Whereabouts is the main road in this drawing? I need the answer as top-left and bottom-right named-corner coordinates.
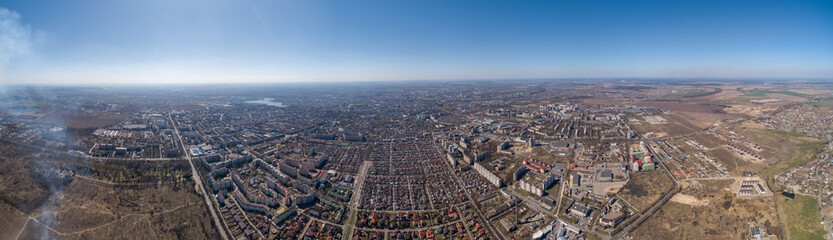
top-left (344, 161), bottom-right (371, 239)
top-left (169, 114), bottom-right (230, 240)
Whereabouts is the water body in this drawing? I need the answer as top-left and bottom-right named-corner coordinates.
top-left (245, 98), bottom-right (285, 107)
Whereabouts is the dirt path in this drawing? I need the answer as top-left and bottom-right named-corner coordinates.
top-left (16, 203), bottom-right (194, 239)
top-left (670, 193), bottom-right (709, 206)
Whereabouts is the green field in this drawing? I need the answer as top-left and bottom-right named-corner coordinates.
top-left (707, 100), bottom-right (747, 106)
top-left (545, 183), bottom-right (560, 197)
top-left (762, 129), bottom-right (808, 138)
top-left (758, 129), bottom-right (822, 192)
top-left (803, 102), bottom-right (824, 108)
top-left (663, 91), bottom-right (711, 98)
top-left (738, 89), bottom-right (808, 97)
top-left (755, 128), bottom-right (827, 240)
top-left (777, 194), bottom-right (826, 240)
top-left (761, 140), bottom-right (822, 186)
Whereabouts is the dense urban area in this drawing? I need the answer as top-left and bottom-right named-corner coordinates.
top-left (2, 79), bottom-right (833, 240)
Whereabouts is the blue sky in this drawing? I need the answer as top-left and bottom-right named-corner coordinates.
top-left (1, 0), bottom-right (832, 84)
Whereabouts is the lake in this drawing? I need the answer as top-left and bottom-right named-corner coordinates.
top-left (245, 98), bottom-right (285, 107)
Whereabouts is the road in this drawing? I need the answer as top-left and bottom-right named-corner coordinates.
top-left (344, 161), bottom-right (371, 239)
top-left (554, 181), bottom-right (566, 215)
top-left (820, 181), bottom-right (833, 240)
top-left (169, 114), bottom-right (230, 240)
top-left (229, 196), bottom-right (266, 239)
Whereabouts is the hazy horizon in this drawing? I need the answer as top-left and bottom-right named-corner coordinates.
top-left (5, 77), bottom-right (833, 88)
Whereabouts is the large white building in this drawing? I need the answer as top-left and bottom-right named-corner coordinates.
top-left (474, 163), bottom-right (503, 187)
top-left (517, 172), bottom-right (556, 196)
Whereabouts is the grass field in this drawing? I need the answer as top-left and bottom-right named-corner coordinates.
top-left (738, 89), bottom-right (808, 97)
top-left (663, 91), bottom-right (712, 98)
top-left (759, 131), bottom-right (823, 191)
top-left (707, 100), bottom-right (748, 107)
top-left (762, 129), bottom-right (807, 138)
top-left (803, 102), bottom-right (825, 108)
top-left (545, 183), bottom-right (561, 197)
top-left (753, 127), bottom-right (826, 240)
top-left (777, 194), bottom-right (826, 240)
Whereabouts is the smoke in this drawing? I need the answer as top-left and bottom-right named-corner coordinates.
top-left (0, 7), bottom-right (38, 74)
top-left (39, 174), bottom-right (63, 240)
top-left (0, 8), bottom-right (55, 236)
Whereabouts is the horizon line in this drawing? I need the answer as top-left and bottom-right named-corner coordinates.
top-left (4, 76), bottom-right (833, 87)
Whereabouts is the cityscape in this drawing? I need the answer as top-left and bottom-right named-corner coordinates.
top-left (2, 80), bottom-right (833, 240)
top-left (1, 1), bottom-right (833, 240)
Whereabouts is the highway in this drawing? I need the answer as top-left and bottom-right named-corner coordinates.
top-left (169, 114), bottom-right (230, 240)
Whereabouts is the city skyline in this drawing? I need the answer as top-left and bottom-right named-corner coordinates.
top-left (1, 0), bottom-right (832, 85)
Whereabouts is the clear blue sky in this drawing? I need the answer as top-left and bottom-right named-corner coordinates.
top-left (1, 0), bottom-right (832, 84)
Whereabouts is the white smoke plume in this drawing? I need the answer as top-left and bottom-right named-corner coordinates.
top-left (0, 7), bottom-right (35, 73)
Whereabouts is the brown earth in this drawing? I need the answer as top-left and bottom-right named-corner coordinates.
top-left (618, 170), bottom-right (674, 212)
top-left (0, 203), bottom-right (28, 240)
top-left (34, 110), bottom-right (133, 129)
top-left (631, 179), bottom-right (781, 240)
